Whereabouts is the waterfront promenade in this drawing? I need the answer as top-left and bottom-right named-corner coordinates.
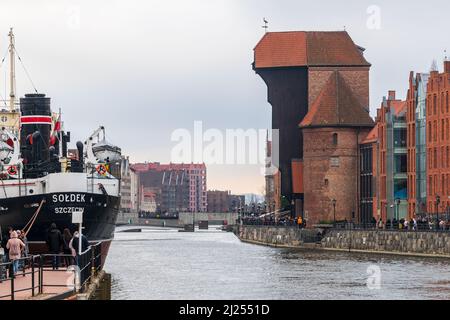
top-left (0, 267), bottom-right (73, 300)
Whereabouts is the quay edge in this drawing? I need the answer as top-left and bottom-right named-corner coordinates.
top-left (236, 225), bottom-right (450, 259)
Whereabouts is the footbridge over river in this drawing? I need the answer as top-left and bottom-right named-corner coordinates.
top-left (116, 212), bottom-right (238, 228)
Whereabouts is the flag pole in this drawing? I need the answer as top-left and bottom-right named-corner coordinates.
top-left (58, 108), bottom-right (63, 157)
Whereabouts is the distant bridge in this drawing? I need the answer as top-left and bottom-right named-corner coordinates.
top-left (116, 211), bottom-right (237, 228)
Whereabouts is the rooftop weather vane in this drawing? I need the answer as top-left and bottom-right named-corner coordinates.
top-left (262, 18), bottom-right (269, 33)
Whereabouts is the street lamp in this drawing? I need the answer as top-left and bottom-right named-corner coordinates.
top-left (446, 205), bottom-right (450, 224)
top-left (389, 204), bottom-right (394, 230)
top-left (436, 195), bottom-right (441, 231)
top-left (395, 198), bottom-right (401, 228)
top-left (331, 199), bottom-right (337, 225)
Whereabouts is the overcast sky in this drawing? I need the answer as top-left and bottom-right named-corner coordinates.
top-left (0, 0), bottom-right (449, 195)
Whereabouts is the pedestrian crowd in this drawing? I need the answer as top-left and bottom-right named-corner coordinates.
top-left (370, 217), bottom-right (450, 231)
top-left (240, 215), bottom-right (306, 229)
top-left (0, 223), bottom-right (89, 281)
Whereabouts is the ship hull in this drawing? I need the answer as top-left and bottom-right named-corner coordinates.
top-left (0, 192), bottom-right (119, 256)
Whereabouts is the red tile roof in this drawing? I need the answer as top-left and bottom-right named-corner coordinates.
top-left (361, 122), bottom-right (379, 144)
top-left (254, 31), bottom-right (370, 69)
top-left (299, 71), bottom-right (374, 128)
top-left (390, 100), bottom-right (407, 116)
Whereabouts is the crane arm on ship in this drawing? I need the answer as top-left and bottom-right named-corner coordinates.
top-left (85, 125), bottom-right (105, 165)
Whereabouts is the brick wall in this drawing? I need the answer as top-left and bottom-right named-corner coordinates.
top-left (302, 127), bottom-right (371, 225)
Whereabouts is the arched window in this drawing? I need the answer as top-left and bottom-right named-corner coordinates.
top-left (332, 133), bottom-right (338, 146)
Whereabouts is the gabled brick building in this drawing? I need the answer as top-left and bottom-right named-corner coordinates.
top-left (406, 72), bottom-right (429, 218)
top-left (426, 61), bottom-right (450, 214)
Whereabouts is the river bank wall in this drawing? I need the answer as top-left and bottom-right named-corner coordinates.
top-left (237, 225), bottom-right (450, 258)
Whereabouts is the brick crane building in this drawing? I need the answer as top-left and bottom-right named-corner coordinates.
top-left (254, 31), bottom-right (373, 224)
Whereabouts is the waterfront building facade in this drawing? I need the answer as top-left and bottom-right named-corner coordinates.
top-left (120, 156), bottom-right (132, 212)
top-left (359, 123), bottom-right (379, 224)
top-left (207, 190), bottom-right (246, 213)
top-left (426, 61), bottom-right (450, 215)
top-left (207, 190), bottom-right (230, 213)
top-left (358, 61), bottom-right (449, 224)
top-left (376, 91), bottom-right (408, 222)
top-left (131, 163), bottom-right (207, 213)
top-left (407, 72), bottom-right (429, 218)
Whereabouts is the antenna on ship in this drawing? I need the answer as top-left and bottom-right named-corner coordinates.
top-left (8, 28), bottom-right (16, 112)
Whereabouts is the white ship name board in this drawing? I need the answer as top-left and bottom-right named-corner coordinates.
top-left (72, 209), bottom-right (84, 224)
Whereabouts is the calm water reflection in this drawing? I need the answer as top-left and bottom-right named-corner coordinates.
top-left (104, 226), bottom-right (450, 300)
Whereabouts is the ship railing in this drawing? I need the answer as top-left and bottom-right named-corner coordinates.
top-left (77, 242), bottom-right (103, 292)
top-left (0, 255), bottom-right (40, 301)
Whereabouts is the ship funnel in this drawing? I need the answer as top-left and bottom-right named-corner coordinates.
top-left (20, 93), bottom-right (51, 165)
top-left (31, 131), bottom-right (41, 163)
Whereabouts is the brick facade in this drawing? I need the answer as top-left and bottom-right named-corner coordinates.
top-left (303, 127), bottom-right (371, 225)
top-left (426, 62), bottom-right (450, 214)
top-left (407, 72), bottom-right (418, 218)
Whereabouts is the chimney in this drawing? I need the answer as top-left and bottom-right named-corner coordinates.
top-left (445, 60), bottom-right (450, 73)
top-left (388, 90), bottom-right (396, 101)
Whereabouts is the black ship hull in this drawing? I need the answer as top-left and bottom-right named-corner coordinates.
top-left (0, 192), bottom-right (119, 255)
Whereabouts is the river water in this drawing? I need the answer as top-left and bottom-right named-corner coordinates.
top-left (104, 226), bottom-right (450, 300)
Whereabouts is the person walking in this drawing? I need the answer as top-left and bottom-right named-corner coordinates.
top-left (46, 223), bottom-right (63, 270)
top-left (18, 230), bottom-right (29, 275)
top-left (6, 231), bottom-right (25, 276)
top-left (68, 232), bottom-right (77, 265)
top-left (1, 227), bottom-right (13, 263)
top-left (404, 219), bottom-right (409, 231)
top-left (70, 231), bottom-right (90, 266)
top-left (297, 216), bottom-right (303, 229)
top-left (0, 240), bottom-right (5, 282)
top-left (62, 229), bottom-right (73, 267)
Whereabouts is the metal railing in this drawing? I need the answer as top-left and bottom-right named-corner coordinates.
top-left (0, 255), bottom-right (40, 300)
top-left (240, 219), bottom-right (301, 227)
top-left (332, 221), bottom-right (450, 232)
top-left (0, 242), bottom-right (103, 300)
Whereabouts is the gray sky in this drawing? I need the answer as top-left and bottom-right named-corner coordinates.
top-left (0, 0), bottom-right (449, 194)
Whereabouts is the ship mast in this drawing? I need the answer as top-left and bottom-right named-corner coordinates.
top-left (8, 28), bottom-right (16, 111)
